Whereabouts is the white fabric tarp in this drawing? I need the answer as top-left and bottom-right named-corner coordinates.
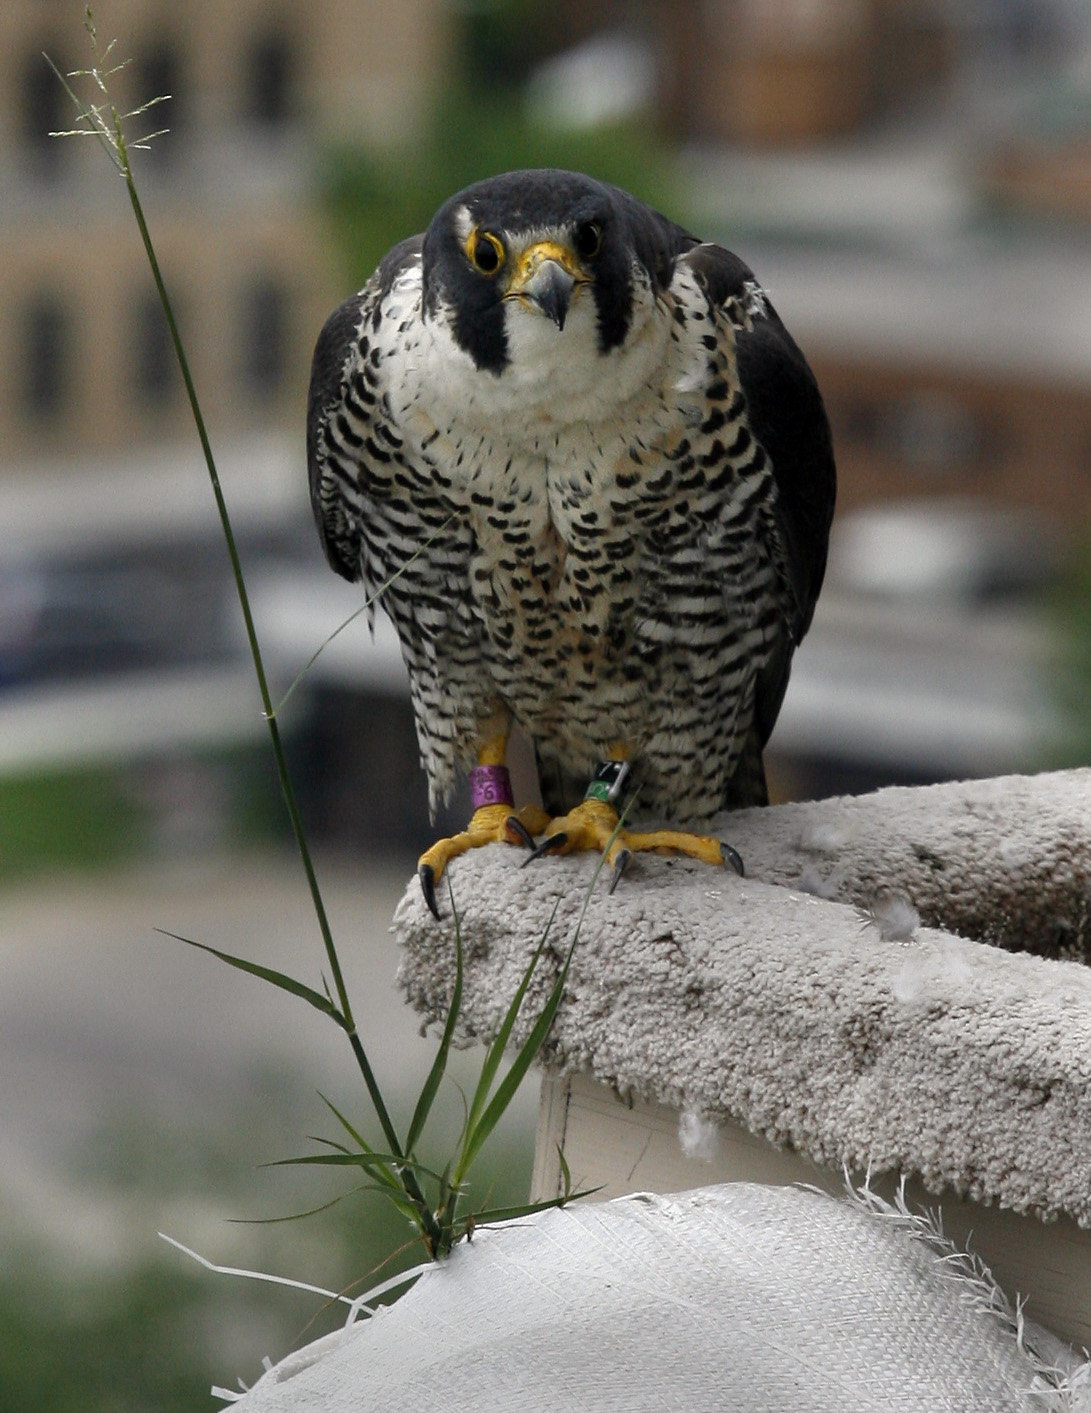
top-left (226, 1182), bottom-right (1088, 1411)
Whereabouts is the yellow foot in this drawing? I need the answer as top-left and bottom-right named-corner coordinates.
top-left (527, 799), bottom-right (744, 893)
top-left (418, 803), bottom-right (552, 917)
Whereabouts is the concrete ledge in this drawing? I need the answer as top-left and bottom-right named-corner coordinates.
top-left (395, 771), bottom-right (1091, 1232)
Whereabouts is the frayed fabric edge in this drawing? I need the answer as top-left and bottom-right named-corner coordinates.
top-left (827, 1171), bottom-right (1091, 1412)
top-left (158, 1233), bottom-right (430, 1403)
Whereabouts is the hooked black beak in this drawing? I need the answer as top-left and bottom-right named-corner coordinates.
top-left (505, 240), bottom-right (584, 331)
top-left (523, 260), bottom-right (576, 330)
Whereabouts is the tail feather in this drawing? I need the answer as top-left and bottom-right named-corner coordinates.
top-left (721, 729), bottom-right (769, 811)
top-left (534, 731), bottom-right (769, 822)
top-left (534, 749), bottom-right (586, 819)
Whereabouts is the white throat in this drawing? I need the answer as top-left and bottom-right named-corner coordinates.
top-left (429, 289), bottom-right (669, 433)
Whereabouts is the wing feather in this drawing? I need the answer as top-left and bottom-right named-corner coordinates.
top-left (680, 244), bottom-right (835, 639)
top-left (679, 242), bottom-right (836, 788)
top-left (306, 236), bottom-right (424, 582)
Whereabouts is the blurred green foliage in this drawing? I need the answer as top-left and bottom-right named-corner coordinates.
top-left (0, 1074), bottom-right (534, 1410)
top-left (0, 1254), bottom-right (277, 1413)
top-left (0, 766), bottom-right (144, 882)
top-left (0, 748), bottom-right (286, 886)
top-left (1048, 537), bottom-right (1091, 768)
top-left (320, 86), bottom-right (680, 288)
top-left (0, 1197), bottom-right (424, 1412)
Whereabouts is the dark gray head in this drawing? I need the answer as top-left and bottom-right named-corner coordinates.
top-left (420, 169), bottom-right (694, 374)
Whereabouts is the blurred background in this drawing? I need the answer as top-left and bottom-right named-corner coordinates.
top-left (3, 0), bottom-right (1091, 1405)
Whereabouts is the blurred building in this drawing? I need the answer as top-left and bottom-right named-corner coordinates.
top-left (660, 0), bottom-right (955, 146)
top-left (0, 0), bottom-right (446, 464)
top-left (543, 0), bottom-right (955, 146)
top-left (0, 0), bottom-right (448, 860)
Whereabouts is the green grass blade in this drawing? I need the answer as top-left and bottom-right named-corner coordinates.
top-left (267, 1151), bottom-right (447, 1186)
top-left (316, 1092), bottom-right (380, 1155)
top-left (461, 1188), bottom-right (604, 1228)
top-left (455, 817), bottom-right (626, 1186)
top-left (49, 21), bottom-right (461, 1249)
top-left (309, 1135), bottom-right (354, 1156)
top-left (64, 25), bottom-right (406, 1160)
top-left (404, 881), bottom-right (464, 1155)
top-left (265, 1152), bottom-right (394, 1174)
top-left (456, 954), bottom-right (571, 1178)
top-left (314, 1093), bottom-right (438, 1213)
top-left (317, 1092), bottom-right (371, 1151)
top-left (228, 1188), bottom-right (365, 1225)
top-left (557, 1142), bottom-right (574, 1199)
top-left (258, 1148), bottom-right (431, 1231)
top-left (160, 929), bottom-right (346, 1026)
top-left (462, 894), bottom-right (563, 1143)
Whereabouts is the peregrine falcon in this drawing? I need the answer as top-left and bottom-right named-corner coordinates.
top-left (308, 169), bottom-right (835, 915)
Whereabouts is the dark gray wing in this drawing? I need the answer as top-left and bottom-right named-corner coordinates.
top-left (306, 235), bottom-right (424, 582)
top-left (683, 243), bottom-right (835, 641)
top-left (682, 243), bottom-right (836, 801)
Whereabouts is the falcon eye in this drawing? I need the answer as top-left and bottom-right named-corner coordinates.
top-left (574, 221), bottom-right (602, 260)
top-left (467, 229), bottom-right (505, 275)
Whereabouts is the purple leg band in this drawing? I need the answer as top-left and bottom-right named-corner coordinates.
top-left (469, 764), bottom-right (514, 811)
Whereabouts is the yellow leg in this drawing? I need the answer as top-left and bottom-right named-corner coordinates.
top-left (529, 748), bottom-right (743, 891)
top-left (476, 733), bottom-right (507, 767)
top-left (417, 725), bottom-right (550, 917)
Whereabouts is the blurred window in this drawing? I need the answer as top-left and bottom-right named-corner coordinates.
top-left (135, 39), bottom-right (183, 160)
top-left (20, 292), bottom-right (70, 422)
top-left (839, 397), bottom-right (880, 447)
top-left (838, 390), bottom-right (988, 481)
top-left (19, 45), bottom-right (69, 175)
top-left (878, 392), bottom-right (985, 477)
top-left (242, 32), bottom-right (296, 127)
top-left (132, 287), bottom-right (178, 410)
top-left (239, 275), bottom-right (289, 400)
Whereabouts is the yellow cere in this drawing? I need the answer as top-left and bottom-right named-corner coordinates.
top-left (510, 240), bottom-right (586, 288)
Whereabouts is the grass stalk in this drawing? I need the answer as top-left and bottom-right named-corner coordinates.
top-left (51, 12), bottom-right (594, 1265)
top-left (47, 18), bottom-right (427, 1193)
top-left (122, 103), bottom-right (411, 1175)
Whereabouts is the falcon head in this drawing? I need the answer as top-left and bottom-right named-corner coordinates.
top-left (420, 169), bottom-right (691, 379)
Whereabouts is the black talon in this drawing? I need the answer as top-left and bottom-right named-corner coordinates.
top-left (720, 842), bottom-right (745, 878)
top-left (505, 815), bottom-right (537, 850)
top-left (524, 831), bottom-right (568, 864)
top-left (608, 848), bottom-right (632, 895)
top-left (419, 863), bottom-right (441, 918)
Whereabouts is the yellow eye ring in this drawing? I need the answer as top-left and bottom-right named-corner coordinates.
top-left (466, 229), bottom-right (505, 276)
